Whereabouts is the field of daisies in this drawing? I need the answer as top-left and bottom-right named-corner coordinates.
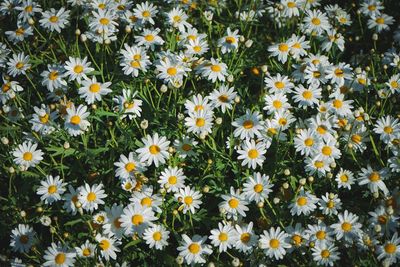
top-left (1, 0), bottom-right (400, 266)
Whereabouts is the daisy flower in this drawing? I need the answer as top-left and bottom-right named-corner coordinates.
top-left (75, 240), bottom-right (96, 258)
top-left (237, 139), bottom-right (266, 169)
top-left (177, 234), bottom-right (212, 265)
top-left (103, 204), bottom-right (124, 239)
top-left (15, 0), bottom-right (42, 22)
top-left (288, 34), bottom-right (310, 59)
top-left (376, 233), bottom-right (400, 265)
top-left (306, 222), bottom-right (334, 246)
top-left (156, 56), bottom-right (188, 84)
top-left (95, 234), bottom-right (121, 261)
top-left (289, 189), bottom-right (319, 216)
top-left (41, 64), bottom-right (67, 92)
top-left (360, 0), bottom-right (384, 16)
top-left (89, 9), bottom-right (118, 33)
top-left (133, 1), bottom-right (158, 25)
top-left (325, 63), bottom-right (352, 86)
top-left (167, 7), bottom-right (191, 32)
top-left (330, 210), bottom-right (362, 243)
top-left (5, 23), bottom-right (33, 43)
top-left (119, 44), bottom-right (150, 77)
top-left (304, 63), bottom-right (328, 86)
top-left (185, 38), bottom-right (209, 55)
top-left (232, 110), bottom-right (264, 140)
top-left (314, 138), bottom-right (341, 160)
top-left (78, 183), bottom-right (107, 212)
top-left (184, 94), bottom-right (211, 114)
top-left (135, 28), bottom-right (164, 50)
top-left (268, 41), bottom-right (291, 64)
top-left (36, 175), bottom-right (66, 205)
top-left (158, 166), bottom-right (186, 192)
top-left (282, 0), bottom-right (301, 17)
top-left (358, 166), bottom-right (390, 196)
top-left (264, 92), bottom-right (291, 115)
top-left (285, 223), bottom-right (307, 250)
top-left (130, 185), bottom-right (162, 213)
top-left (120, 204), bottom-right (157, 235)
top-left (136, 133), bottom-right (170, 167)
top-left (63, 185), bottom-right (80, 215)
top-left (319, 193), bottom-right (342, 216)
top-left (143, 224), bottom-right (170, 250)
top-left (39, 7), bottom-right (70, 32)
top-left (243, 172), bottom-right (274, 203)
top-left (321, 29), bottom-right (345, 52)
top-left (232, 222), bottom-right (258, 253)
top-left (219, 187), bottom-right (249, 220)
top-left (259, 227), bottom-right (291, 260)
top-left (175, 186), bottom-right (202, 214)
top-left (264, 73), bottom-right (294, 94)
top-left (374, 115), bottom-right (400, 144)
top-left (0, 77), bottom-right (24, 104)
top-left (29, 104), bottom-right (58, 135)
top-left (10, 224), bottom-right (36, 253)
top-left (43, 242), bottom-right (76, 267)
top-left (294, 129), bottom-right (320, 156)
top-left (197, 58), bottom-right (228, 83)
top-left (368, 13), bottom-right (394, 33)
top-left (209, 222), bottom-right (235, 252)
top-left (208, 85), bottom-right (237, 113)
top-left (7, 52), bottom-right (30, 77)
top-left (303, 9), bottom-right (331, 35)
top-left (174, 136), bottom-right (198, 158)
top-left (114, 152), bottom-right (145, 180)
top-left (64, 104), bottom-right (90, 137)
top-left (64, 57), bottom-right (94, 83)
top-left (12, 141), bottom-right (44, 170)
top-left (113, 89), bottom-right (143, 120)
top-left (78, 76), bottom-right (112, 104)
top-left (184, 110), bottom-right (214, 135)
top-left (311, 243), bottom-right (340, 266)
top-left (218, 28), bottom-right (240, 54)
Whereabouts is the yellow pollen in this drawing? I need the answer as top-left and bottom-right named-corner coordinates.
top-left (193, 46), bottom-right (202, 53)
top-left (188, 243), bottom-right (200, 254)
top-left (182, 144), bottom-right (192, 151)
top-left (287, 2), bottom-right (296, 8)
top-left (292, 234), bottom-right (302, 245)
top-left (322, 146), bottom-right (332, 156)
top-left (311, 17), bottom-right (321, 25)
top-left (243, 120), bottom-right (254, 129)
top-left (49, 16), bottom-right (58, 23)
top-left (99, 18), bottom-right (110, 25)
top-left (16, 62), bottom-right (24, 69)
top-left (278, 43), bottom-right (289, 52)
top-left (317, 126), bottom-right (327, 135)
top-left (82, 248), bottom-right (91, 257)
top-left (385, 243), bottom-right (396, 254)
top-left (87, 192), bottom-right (97, 202)
top-left (341, 222), bottom-right (352, 232)
top-left (173, 15), bottom-right (181, 23)
top-left (316, 230), bottom-right (326, 240)
top-left (313, 71), bottom-right (321, 78)
top-left (16, 28), bottom-right (25, 35)
top-left (390, 81), bottom-right (399, 88)
top-left (351, 134), bottom-right (362, 144)
top-left (211, 64), bottom-right (221, 72)
top-left (272, 100), bottom-right (282, 109)
top-left (89, 83), bottom-right (101, 93)
top-left (292, 42), bottom-right (301, 49)
top-left (228, 198), bottom-right (239, 208)
top-left (23, 152), bottom-right (33, 161)
top-left (340, 174), bottom-right (348, 182)
top-left (48, 71), bottom-right (58, 81)
top-left (153, 231), bottom-right (162, 241)
top-left (168, 176), bottom-right (177, 185)
top-left (314, 160), bottom-right (324, 168)
top-left (70, 115), bottom-right (81, 125)
top-left (384, 126), bottom-right (393, 134)
top-left (125, 162), bottom-right (136, 172)
top-left (369, 172), bottom-right (380, 182)
top-left (240, 233), bottom-right (251, 243)
top-left (48, 185), bottom-right (57, 194)
top-left (39, 113), bottom-right (49, 124)
top-left (225, 36), bottom-right (236, 44)
top-left (144, 34), bottom-right (154, 42)
top-left (327, 200), bottom-right (335, 209)
top-left (184, 196), bottom-right (193, 205)
top-left (218, 95), bottom-right (229, 103)
top-left (167, 67), bottom-right (177, 76)
top-left (219, 233), bottom-right (228, 241)
top-left (99, 239), bottom-right (110, 250)
top-left (142, 10), bottom-right (150, 17)
top-left (130, 60), bottom-right (141, 68)
top-left (321, 249), bottom-right (330, 258)
top-left (254, 184), bottom-right (263, 193)
top-left (141, 197), bottom-right (152, 207)
top-left (114, 218), bottom-right (122, 228)
top-left (25, 5), bottom-right (33, 12)
top-left (302, 90), bottom-right (313, 99)
top-left (275, 81), bottom-right (285, 89)
top-left (131, 214), bottom-right (143, 225)
top-left (55, 253), bottom-right (66, 264)
top-left (149, 145), bottom-right (160, 155)
top-left (195, 118), bottom-right (205, 127)
top-left (269, 239), bottom-right (280, 249)
top-left (73, 65), bottom-right (83, 74)
top-left (2, 83), bottom-right (10, 92)
top-left (304, 138), bottom-right (314, 147)
top-left (248, 149), bottom-right (259, 159)
top-left (334, 68), bottom-right (344, 77)
top-left (297, 196), bottom-right (307, 206)
top-left (376, 17), bottom-right (385, 24)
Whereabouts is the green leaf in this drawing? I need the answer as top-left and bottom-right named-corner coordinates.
top-left (123, 239), bottom-right (141, 249)
top-left (64, 218), bottom-right (83, 226)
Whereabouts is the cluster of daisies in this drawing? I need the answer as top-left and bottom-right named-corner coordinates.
top-left (2, 0), bottom-right (400, 266)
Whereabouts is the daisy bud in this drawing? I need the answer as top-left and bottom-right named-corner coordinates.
top-left (28, 18), bottom-right (35, 25)
top-left (50, 227), bottom-right (56, 234)
top-left (177, 113), bottom-right (185, 120)
top-left (284, 169), bottom-right (290, 176)
top-left (176, 256), bottom-right (184, 265)
top-left (219, 207), bottom-right (226, 214)
top-left (277, 4), bottom-right (284, 10)
top-left (20, 210), bottom-right (26, 218)
top-left (234, 96), bottom-right (241, 104)
top-left (308, 176), bottom-right (314, 183)
top-left (91, 104), bottom-right (97, 110)
top-left (376, 101), bottom-right (381, 107)
top-left (273, 197), bottom-right (280, 204)
top-left (1, 137), bottom-right (9, 145)
top-left (365, 66), bottom-right (370, 72)
top-left (63, 232), bottom-right (69, 239)
top-left (227, 74), bottom-right (234, 83)
top-left (245, 39), bottom-right (253, 48)
top-left (327, 173), bottom-right (333, 179)
top-left (173, 210), bottom-right (178, 216)
top-left (354, 110), bottom-right (360, 118)
top-left (140, 120), bottom-right (149, 130)
top-left (363, 113), bottom-right (370, 121)
top-left (239, 36), bottom-right (245, 43)
top-left (160, 84), bottom-right (168, 93)
top-left (125, 25), bottom-right (132, 33)
top-left (374, 224), bottom-right (381, 233)
top-left (63, 142), bottom-right (70, 149)
top-left (373, 192), bottom-right (379, 199)
top-left (261, 65), bottom-right (268, 73)
top-left (282, 182), bottom-right (289, 189)
top-left (386, 206), bottom-right (394, 215)
top-left (204, 11), bottom-right (213, 21)
top-left (326, 85), bottom-right (332, 91)
top-left (9, 91), bottom-right (16, 99)
top-left (347, 143), bottom-right (353, 149)
top-left (168, 146), bottom-right (175, 154)
top-left (50, 104), bottom-right (56, 110)
top-left (207, 159), bottom-right (213, 164)
top-left (159, 188), bottom-right (166, 195)
top-left (355, 36), bottom-right (360, 41)
top-left (295, 128), bottom-right (301, 134)
top-left (329, 193), bottom-right (335, 199)
top-left (199, 132), bottom-right (207, 140)
top-left (75, 29), bottom-right (81, 35)
top-left (19, 165), bottom-right (26, 172)
top-left (9, 167), bottom-right (15, 173)
top-left (257, 201), bottom-right (264, 208)
top-left (104, 39), bottom-right (111, 45)
top-left (215, 117), bottom-right (223, 125)
top-left (299, 178), bottom-right (306, 185)
top-left (75, 201), bottom-right (82, 208)
top-left (80, 34), bottom-right (87, 42)
top-left (40, 216), bottom-right (51, 226)
top-left (203, 185), bottom-right (210, 193)
top-left (330, 162), bottom-right (336, 168)
top-left (383, 64), bottom-right (388, 70)
top-left (232, 257), bottom-right (240, 267)
top-left (208, 262), bottom-right (216, 267)
top-left (372, 34), bottom-right (378, 41)
top-left (36, 207), bottom-right (43, 213)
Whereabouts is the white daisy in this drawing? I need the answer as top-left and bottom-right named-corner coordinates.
top-left (237, 139), bottom-right (266, 169)
top-left (64, 57), bottom-right (94, 83)
top-left (12, 141), bottom-right (44, 170)
top-left (64, 104), bottom-right (91, 137)
top-left (143, 224), bottom-right (170, 250)
top-left (177, 234), bottom-right (212, 265)
top-left (259, 227), bottom-right (291, 260)
top-left (136, 133), bottom-right (170, 167)
top-left (36, 175), bottom-right (66, 205)
top-left (43, 243), bottom-right (76, 267)
top-left (10, 224), bottom-right (36, 253)
top-left (78, 183), bottom-right (107, 212)
top-left (243, 172), bottom-right (274, 203)
top-left (175, 186), bottom-right (202, 214)
top-left (78, 77), bottom-right (112, 104)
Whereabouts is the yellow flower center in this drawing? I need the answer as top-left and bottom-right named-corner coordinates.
top-left (218, 94), bottom-right (229, 103)
top-left (141, 197), bottom-right (152, 207)
top-left (211, 64), bottom-right (221, 72)
top-left (195, 118), bottom-right (205, 127)
top-left (25, 5), bottom-right (33, 12)
top-left (376, 17), bottom-right (385, 24)
top-left (16, 28), bottom-right (25, 35)
top-left (193, 46), bottom-right (202, 53)
top-left (327, 200), bottom-right (335, 209)
top-left (125, 162), bottom-right (136, 172)
top-left (130, 60), bottom-right (141, 68)
top-left (333, 99), bottom-right (343, 109)
top-left (384, 126), bottom-right (393, 134)
top-left (368, 5), bottom-right (376, 11)
top-left (304, 138), bottom-right (314, 147)
top-left (278, 43), bottom-right (289, 52)
top-left (16, 62), bottom-right (24, 69)
top-left (242, 120), bottom-right (254, 129)
top-left (173, 15), bottom-right (181, 23)
top-left (302, 90), bottom-right (313, 99)
top-left (82, 248), bottom-right (91, 257)
top-left (369, 172), bottom-right (380, 182)
top-left (228, 198), bottom-right (239, 208)
top-left (184, 196), bottom-right (193, 205)
top-left (48, 185), bottom-right (57, 194)
top-left (322, 146), bottom-right (332, 156)
top-left (98, 3), bottom-right (106, 9)
top-left (182, 144), bottom-right (192, 151)
top-left (99, 18), bottom-right (110, 25)
top-left (274, 81), bottom-right (285, 89)
top-left (188, 243), bottom-right (200, 254)
top-left (313, 71), bottom-right (321, 78)
top-left (114, 218), bottom-right (122, 228)
top-left (149, 145), bottom-right (160, 155)
top-left (321, 249), bottom-right (330, 258)
top-left (168, 176), bottom-right (177, 185)
top-left (341, 222), bottom-right (352, 232)
top-left (292, 42), bottom-right (301, 49)
top-left (144, 34), bottom-right (154, 42)
top-left (167, 67), bottom-right (177, 76)
top-left (194, 105), bottom-right (203, 111)
top-left (390, 81), bottom-right (399, 88)
top-left (317, 126), bottom-right (327, 135)
top-left (48, 71), bottom-right (59, 81)
top-left (70, 115), bottom-right (81, 125)
top-left (248, 149), bottom-right (259, 159)
top-left (385, 243), bottom-right (396, 254)
top-left (2, 83), bottom-right (10, 92)
top-left (219, 233), bottom-right (228, 241)
top-left (55, 253), bottom-right (66, 264)
top-left (225, 36), bottom-right (236, 44)
top-left (19, 235), bottom-right (29, 244)
top-left (142, 10), bottom-right (150, 17)
top-left (316, 230), bottom-right (326, 240)
top-left (311, 17), bottom-right (321, 25)
top-left (131, 214), bottom-right (144, 225)
top-left (287, 1), bottom-right (296, 8)
top-left (358, 78), bottom-right (366, 85)
top-left (89, 83), bottom-right (101, 93)
top-left (23, 152), bottom-right (33, 161)
top-left (297, 196), bottom-right (307, 206)
top-left (351, 134), bottom-right (362, 144)
top-left (240, 233), bottom-right (250, 243)
top-left (340, 174), bottom-right (348, 182)
top-left (153, 231), bottom-right (162, 241)
top-left (334, 68), bottom-right (344, 77)
top-left (99, 239), bottom-right (110, 250)
top-left (49, 16), bottom-right (58, 23)
top-left (254, 184), bottom-right (263, 193)
top-left (314, 160), bottom-right (324, 168)
top-left (87, 192), bottom-right (97, 202)
top-left (292, 234), bottom-right (302, 246)
top-left (73, 65), bottom-right (83, 74)
top-left (273, 100), bottom-right (282, 109)
top-left (269, 238), bottom-right (280, 249)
